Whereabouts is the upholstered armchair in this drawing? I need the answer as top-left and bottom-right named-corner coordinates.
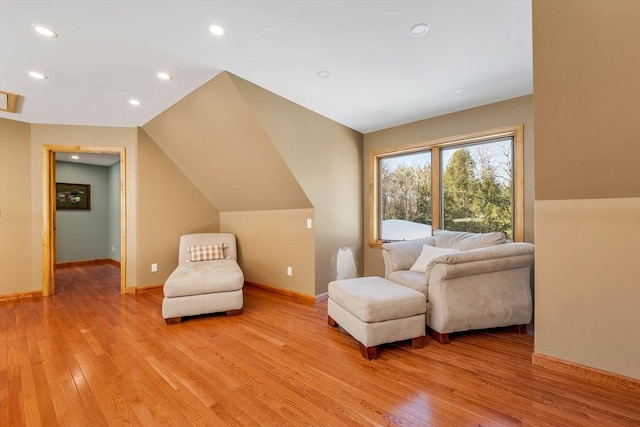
top-left (382, 230), bottom-right (534, 343)
top-left (162, 233), bottom-right (244, 324)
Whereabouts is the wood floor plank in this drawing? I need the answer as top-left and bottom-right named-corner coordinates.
top-left (0, 263), bottom-right (639, 426)
top-left (6, 313), bottom-right (25, 427)
top-left (0, 302), bottom-right (13, 427)
top-left (18, 329), bottom-right (42, 427)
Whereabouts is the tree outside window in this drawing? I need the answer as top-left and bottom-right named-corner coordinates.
top-left (441, 138), bottom-right (513, 239)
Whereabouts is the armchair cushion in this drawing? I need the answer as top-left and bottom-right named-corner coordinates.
top-left (387, 270), bottom-right (428, 295)
top-left (163, 259), bottom-right (243, 298)
top-left (177, 233), bottom-right (238, 263)
top-left (433, 230), bottom-right (506, 251)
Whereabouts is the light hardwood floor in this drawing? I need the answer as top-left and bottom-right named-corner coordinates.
top-left (1, 264), bottom-right (639, 426)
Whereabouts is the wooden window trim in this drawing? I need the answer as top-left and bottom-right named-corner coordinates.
top-left (369, 124), bottom-right (524, 248)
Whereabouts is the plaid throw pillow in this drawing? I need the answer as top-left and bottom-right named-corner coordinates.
top-left (188, 243), bottom-right (227, 262)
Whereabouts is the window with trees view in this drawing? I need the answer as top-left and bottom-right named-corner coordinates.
top-left (379, 151), bottom-right (432, 241)
top-left (371, 125), bottom-right (523, 245)
top-left (441, 138), bottom-right (513, 238)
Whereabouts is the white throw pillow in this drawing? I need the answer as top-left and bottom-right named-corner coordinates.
top-left (409, 245), bottom-right (460, 272)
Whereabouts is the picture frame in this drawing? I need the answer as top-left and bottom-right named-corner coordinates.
top-left (56, 183), bottom-right (91, 210)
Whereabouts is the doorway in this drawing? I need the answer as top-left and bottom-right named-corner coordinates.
top-left (42, 145), bottom-right (127, 295)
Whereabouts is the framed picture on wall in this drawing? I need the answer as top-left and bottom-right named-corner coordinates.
top-left (56, 183), bottom-right (91, 210)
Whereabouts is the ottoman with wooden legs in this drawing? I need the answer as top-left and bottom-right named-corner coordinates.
top-left (327, 277), bottom-right (427, 360)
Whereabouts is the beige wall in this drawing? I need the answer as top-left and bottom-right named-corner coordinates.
top-left (535, 198), bottom-right (640, 378)
top-left (220, 209), bottom-right (315, 296)
top-left (533, 0), bottom-right (640, 378)
top-left (136, 128), bottom-right (220, 287)
top-left (534, 1), bottom-right (640, 201)
top-left (230, 74), bottom-right (363, 295)
top-left (29, 124), bottom-right (139, 291)
top-left (363, 95), bottom-right (534, 277)
top-left (142, 72), bottom-right (311, 212)
top-left (0, 119), bottom-right (33, 294)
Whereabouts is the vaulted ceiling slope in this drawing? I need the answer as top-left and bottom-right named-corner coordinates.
top-left (142, 72), bottom-right (312, 212)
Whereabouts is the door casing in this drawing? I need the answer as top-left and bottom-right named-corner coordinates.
top-left (42, 145), bottom-right (127, 295)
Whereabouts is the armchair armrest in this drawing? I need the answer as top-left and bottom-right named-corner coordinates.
top-left (425, 242), bottom-right (535, 282)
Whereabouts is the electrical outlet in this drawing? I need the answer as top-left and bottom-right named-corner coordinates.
top-left (287, 266), bottom-right (293, 276)
top-left (306, 218), bottom-right (313, 229)
top-left (151, 263), bottom-right (158, 273)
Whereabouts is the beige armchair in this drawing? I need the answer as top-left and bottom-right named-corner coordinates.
top-left (382, 230), bottom-right (534, 343)
top-left (162, 233), bottom-right (244, 324)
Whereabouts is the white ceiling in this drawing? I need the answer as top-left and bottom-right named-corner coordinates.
top-left (0, 0), bottom-right (532, 134)
top-left (55, 152), bottom-right (120, 166)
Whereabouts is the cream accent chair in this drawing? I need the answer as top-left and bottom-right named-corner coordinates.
top-left (382, 230), bottom-right (534, 344)
top-left (162, 233), bottom-right (244, 324)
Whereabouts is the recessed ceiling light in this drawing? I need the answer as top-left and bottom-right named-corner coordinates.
top-left (129, 99), bottom-right (141, 106)
top-left (32, 25), bottom-right (57, 38)
top-left (410, 23), bottom-right (429, 36)
top-left (28, 71), bottom-right (47, 79)
top-left (317, 70), bottom-right (330, 78)
top-left (71, 155), bottom-right (80, 160)
top-left (209, 24), bottom-right (225, 36)
top-left (157, 71), bottom-right (172, 80)
top-left (453, 88), bottom-right (464, 94)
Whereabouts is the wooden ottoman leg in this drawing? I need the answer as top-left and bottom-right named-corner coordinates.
top-left (359, 343), bottom-right (378, 360)
top-left (411, 336), bottom-right (425, 349)
top-left (327, 315), bottom-right (338, 327)
top-left (226, 309), bottom-right (242, 316)
top-left (165, 317), bottom-right (182, 325)
top-left (430, 330), bottom-right (450, 344)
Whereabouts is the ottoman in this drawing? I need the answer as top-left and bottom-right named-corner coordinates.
top-left (327, 277), bottom-right (427, 360)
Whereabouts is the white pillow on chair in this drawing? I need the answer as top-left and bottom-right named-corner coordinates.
top-left (409, 245), bottom-right (460, 272)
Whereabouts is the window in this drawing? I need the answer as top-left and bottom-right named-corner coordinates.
top-left (441, 137), bottom-right (514, 237)
top-left (378, 150), bottom-right (432, 241)
top-left (370, 125), bottom-right (523, 246)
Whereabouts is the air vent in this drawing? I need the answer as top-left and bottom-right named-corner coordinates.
top-left (0, 91), bottom-right (19, 113)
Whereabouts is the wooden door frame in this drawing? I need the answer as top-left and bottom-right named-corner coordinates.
top-left (42, 145), bottom-right (127, 295)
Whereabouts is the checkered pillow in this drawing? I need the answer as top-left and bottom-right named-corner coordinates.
top-left (188, 243), bottom-right (227, 262)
